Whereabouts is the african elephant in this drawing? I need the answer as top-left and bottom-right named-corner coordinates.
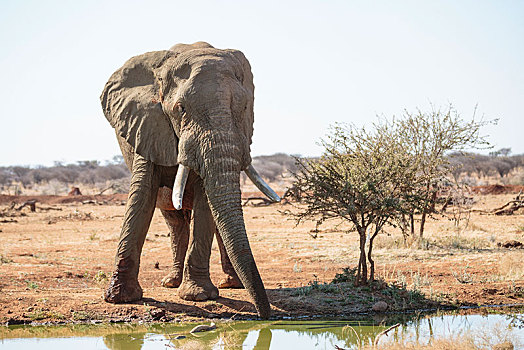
top-left (100, 42), bottom-right (279, 319)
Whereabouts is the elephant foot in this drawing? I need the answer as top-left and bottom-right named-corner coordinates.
top-left (161, 270), bottom-right (183, 288)
top-left (218, 274), bottom-right (244, 289)
top-left (178, 278), bottom-right (219, 301)
top-left (104, 272), bottom-right (143, 303)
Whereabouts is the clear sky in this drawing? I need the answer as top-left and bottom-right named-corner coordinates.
top-left (0, 0), bottom-right (522, 166)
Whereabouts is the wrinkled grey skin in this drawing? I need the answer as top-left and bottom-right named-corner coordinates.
top-left (159, 209), bottom-right (242, 290)
top-left (100, 42), bottom-right (269, 319)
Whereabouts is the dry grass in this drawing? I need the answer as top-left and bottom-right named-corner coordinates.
top-left (498, 251), bottom-right (524, 280)
top-left (214, 331), bottom-right (246, 349)
top-left (373, 336), bottom-right (477, 349)
top-left (373, 333), bottom-right (517, 350)
top-left (370, 319), bottom-right (521, 350)
top-left (176, 340), bottom-right (205, 350)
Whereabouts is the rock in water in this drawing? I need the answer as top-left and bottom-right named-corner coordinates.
top-left (190, 322), bottom-right (216, 333)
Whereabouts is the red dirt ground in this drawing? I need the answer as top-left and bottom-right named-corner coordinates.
top-left (0, 191), bottom-right (522, 324)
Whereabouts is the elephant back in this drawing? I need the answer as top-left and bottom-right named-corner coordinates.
top-left (100, 50), bottom-right (179, 167)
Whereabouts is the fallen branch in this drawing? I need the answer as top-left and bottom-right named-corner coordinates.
top-left (491, 192), bottom-right (524, 215)
top-left (16, 200), bottom-right (36, 212)
top-left (38, 205), bottom-right (62, 211)
top-left (460, 191), bottom-right (524, 215)
top-left (493, 200), bottom-right (523, 215)
top-left (97, 184), bottom-right (115, 196)
top-left (242, 197), bottom-right (273, 207)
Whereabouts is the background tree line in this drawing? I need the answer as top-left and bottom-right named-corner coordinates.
top-left (0, 148), bottom-right (523, 195)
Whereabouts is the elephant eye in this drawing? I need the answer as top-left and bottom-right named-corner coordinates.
top-left (174, 102), bottom-right (186, 115)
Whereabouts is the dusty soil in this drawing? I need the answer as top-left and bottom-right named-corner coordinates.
top-left (471, 184), bottom-right (524, 195)
top-left (0, 189), bottom-right (523, 325)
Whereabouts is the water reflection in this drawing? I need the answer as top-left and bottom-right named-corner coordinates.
top-left (254, 328), bottom-right (272, 348)
top-left (1, 312), bottom-right (523, 350)
top-left (103, 332), bottom-right (145, 350)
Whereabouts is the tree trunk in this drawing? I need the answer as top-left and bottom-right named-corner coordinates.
top-left (419, 209), bottom-right (427, 238)
top-left (410, 213), bottom-right (415, 237)
top-left (420, 188), bottom-right (437, 239)
top-left (356, 255), bottom-right (362, 286)
top-left (368, 230), bottom-right (379, 281)
top-left (358, 229), bottom-right (367, 285)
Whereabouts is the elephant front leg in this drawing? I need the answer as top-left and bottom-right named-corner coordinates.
top-left (105, 154), bottom-right (160, 303)
top-left (177, 178), bottom-right (219, 301)
top-left (216, 229), bottom-right (243, 289)
top-left (160, 209), bottom-right (191, 288)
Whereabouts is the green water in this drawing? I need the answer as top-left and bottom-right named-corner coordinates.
top-left (1, 313), bottom-right (523, 349)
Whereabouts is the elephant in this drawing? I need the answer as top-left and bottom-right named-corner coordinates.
top-left (100, 42), bottom-right (280, 319)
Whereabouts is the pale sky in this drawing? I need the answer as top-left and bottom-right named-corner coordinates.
top-left (1, 0), bottom-right (522, 166)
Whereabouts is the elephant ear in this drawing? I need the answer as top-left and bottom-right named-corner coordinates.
top-left (101, 50), bottom-right (178, 167)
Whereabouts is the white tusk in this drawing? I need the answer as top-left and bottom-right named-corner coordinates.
top-left (172, 164), bottom-right (190, 210)
top-left (244, 164), bottom-right (281, 202)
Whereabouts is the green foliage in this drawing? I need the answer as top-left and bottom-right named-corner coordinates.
top-left (291, 280), bottom-right (339, 297)
top-left (332, 267), bottom-right (359, 284)
top-left (291, 267), bottom-right (431, 309)
top-left (93, 270), bottom-right (109, 283)
top-left (72, 310), bottom-right (91, 321)
top-left (292, 120), bottom-right (418, 227)
top-left (28, 309), bottom-right (65, 321)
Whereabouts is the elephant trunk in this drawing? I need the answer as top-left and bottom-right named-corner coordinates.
top-left (200, 149), bottom-right (271, 319)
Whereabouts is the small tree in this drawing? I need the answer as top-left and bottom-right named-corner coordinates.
top-left (395, 106), bottom-right (493, 238)
top-left (289, 106), bottom-right (493, 284)
top-left (289, 122), bottom-right (421, 284)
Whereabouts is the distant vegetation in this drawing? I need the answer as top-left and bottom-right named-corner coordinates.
top-left (0, 150), bottom-right (523, 196)
top-left (0, 157), bottom-right (130, 195)
top-left (0, 160), bottom-right (129, 187)
top-left (249, 153), bottom-right (298, 183)
top-left (0, 153), bottom-right (299, 195)
top-left (449, 149), bottom-right (524, 181)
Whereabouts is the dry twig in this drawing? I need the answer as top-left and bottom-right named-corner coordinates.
top-left (373, 323), bottom-right (401, 347)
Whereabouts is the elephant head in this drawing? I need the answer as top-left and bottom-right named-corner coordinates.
top-left (100, 42), bottom-right (276, 319)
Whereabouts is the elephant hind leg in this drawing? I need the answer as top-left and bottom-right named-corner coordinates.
top-left (105, 153), bottom-right (161, 304)
top-left (160, 209), bottom-right (191, 288)
top-left (215, 229), bottom-right (244, 289)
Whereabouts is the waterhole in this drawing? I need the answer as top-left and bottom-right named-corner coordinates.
top-left (1, 311), bottom-right (523, 349)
